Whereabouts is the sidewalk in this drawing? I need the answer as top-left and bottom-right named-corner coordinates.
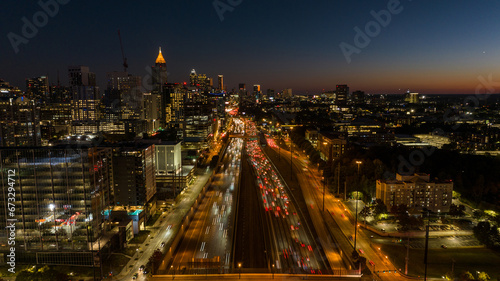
top-left (114, 168), bottom-right (213, 280)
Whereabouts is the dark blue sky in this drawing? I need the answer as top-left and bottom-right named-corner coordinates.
top-left (1, 0), bottom-right (500, 94)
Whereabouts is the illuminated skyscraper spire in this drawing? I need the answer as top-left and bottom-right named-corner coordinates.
top-left (156, 47), bottom-right (166, 64)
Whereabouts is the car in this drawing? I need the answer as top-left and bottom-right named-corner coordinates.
top-left (359, 249), bottom-right (364, 254)
top-left (133, 273), bottom-right (139, 279)
top-left (441, 244), bottom-right (447, 249)
top-left (139, 265), bottom-right (145, 271)
top-left (160, 242), bottom-right (165, 247)
top-left (369, 260), bottom-right (375, 266)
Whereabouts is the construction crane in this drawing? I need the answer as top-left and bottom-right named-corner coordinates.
top-left (117, 29), bottom-right (128, 72)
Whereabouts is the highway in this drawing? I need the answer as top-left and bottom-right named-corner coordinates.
top-left (113, 168), bottom-right (213, 281)
top-left (167, 137), bottom-right (243, 274)
top-left (268, 138), bottom-right (412, 280)
top-left (244, 121), bottom-right (329, 274)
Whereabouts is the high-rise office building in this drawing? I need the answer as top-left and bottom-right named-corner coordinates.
top-left (217, 75), bottom-right (224, 91)
top-left (189, 69), bottom-right (197, 87)
top-left (152, 48), bottom-right (168, 127)
top-left (143, 92), bottom-right (162, 133)
top-left (68, 66), bottom-right (96, 87)
top-left (104, 71), bottom-right (143, 120)
top-left (266, 89), bottom-right (275, 99)
top-left (0, 79), bottom-right (22, 98)
top-left (0, 96), bottom-right (41, 147)
top-left (152, 47), bottom-right (167, 91)
top-left (282, 88), bottom-right (293, 98)
top-left (68, 66), bottom-right (100, 134)
top-left (253, 84), bottom-right (261, 93)
top-left (164, 83), bottom-right (186, 128)
top-left (71, 85), bottom-right (101, 134)
top-left (352, 90), bottom-right (365, 104)
top-left (184, 91), bottom-right (212, 148)
top-left (26, 76), bottom-right (49, 101)
top-left (0, 146), bottom-right (113, 266)
top-left (155, 141), bottom-right (184, 199)
top-left (112, 144), bottom-right (156, 217)
top-left (335, 84), bottom-right (349, 106)
top-left (404, 91), bottom-right (420, 104)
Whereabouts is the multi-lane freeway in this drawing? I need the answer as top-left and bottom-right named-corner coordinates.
top-left (168, 137), bottom-right (243, 274)
top-left (244, 121), bottom-right (330, 274)
top-left (266, 138), bottom-right (411, 280)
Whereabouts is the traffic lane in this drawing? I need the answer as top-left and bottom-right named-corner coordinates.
top-left (269, 145), bottom-right (341, 271)
top-left (171, 189), bottom-right (216, 268)
top-left (202, 157), bottom-right (240, 263)
top-left (273, 145), bottom-right (387, 273)
top-left (251, 141), bottom-right (325, 273)
top-left (284, 148), bottom-right (402, 278)
top-left (123, 170), bottom-right (213, 280)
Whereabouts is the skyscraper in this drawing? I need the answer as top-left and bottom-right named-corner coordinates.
top-left (0, 96), bottom-right (41, 146)
top-left (26, 76), bottom-right (49, 101)
top-left (144, 92), bottom-right (162, 133)
top-left (151, 48), bottom-right (168, 127)
top-left (189, 69), bottom-right (197, 86)
top-left (68, 66), bottom-right (95, 87)
top-left (69, 66), bottom-right (100, 134)
top-left (352, 90), bottom-right (365, 104)
top-left (104, 71), bottom-right (143, 120)
top-left (335, 84), bottom-right (349, 107)
top-left (218, 75), bottom-right (224, 91)
top-left (112, 144), bottom-right (156, 218)
top-left (152, 47), bottom-right (167, 91)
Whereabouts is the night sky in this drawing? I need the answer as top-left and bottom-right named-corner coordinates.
top-left (1, 0), bottom-right (500, 94)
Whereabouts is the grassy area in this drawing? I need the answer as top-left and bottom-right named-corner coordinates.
top-left (121, 246), bottom-right (138, 257)
top-left (381, 244), bottom-right (500, 280)
top-left (146, 212), bottom-right (161, 227)
top-left (130, 230), bottom-right (151, 244)
top-left (0, 265), bottom-right (94, 278)
top-left (102, 253), bottom-right (130, 276)
top-left (56, 265), bottom-right (94, 278)
top-left (0, 264), bottom-right (31, 277)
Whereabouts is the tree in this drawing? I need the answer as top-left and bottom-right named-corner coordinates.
top-left (459, 271), bottom-right (475, 281)
top-left (449, 204), bottom-right (466, 217)
top-left (477, 272), bottom-right (491, 281)
top-left (359, 206), bottom-right (371, 220)
top-left (373, 199), bottom-right (388, 217)
top-left (149, 249), bottom-right (163, 274)
top-left (473, 209), bottom-right (485, 220)
top-left (16, 266), bottom-right (69, 281)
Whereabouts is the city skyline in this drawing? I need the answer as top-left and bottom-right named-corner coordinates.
top-left (2, 1), bottom-right (500, 94)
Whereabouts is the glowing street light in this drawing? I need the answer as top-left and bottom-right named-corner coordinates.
top-left (355, 160), bottom-right (362, 174)
top-left (238, 263), bottom-right (242, 279)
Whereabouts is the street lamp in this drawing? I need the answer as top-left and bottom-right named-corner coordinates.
top-left (171, 265), bottom-right (174, 279)
top-left (355, 160), bottom-right (362, 175)
top-left (272, 264), bottom-right (275, 279)
top-left (322, 177), bottom-right (326, 212)
top-left (49, 203), bottom-right (58, 250)
top-left (353, 161), bottom-right (362, 256)
top-left (238, 263), bottom-right (242, 279)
